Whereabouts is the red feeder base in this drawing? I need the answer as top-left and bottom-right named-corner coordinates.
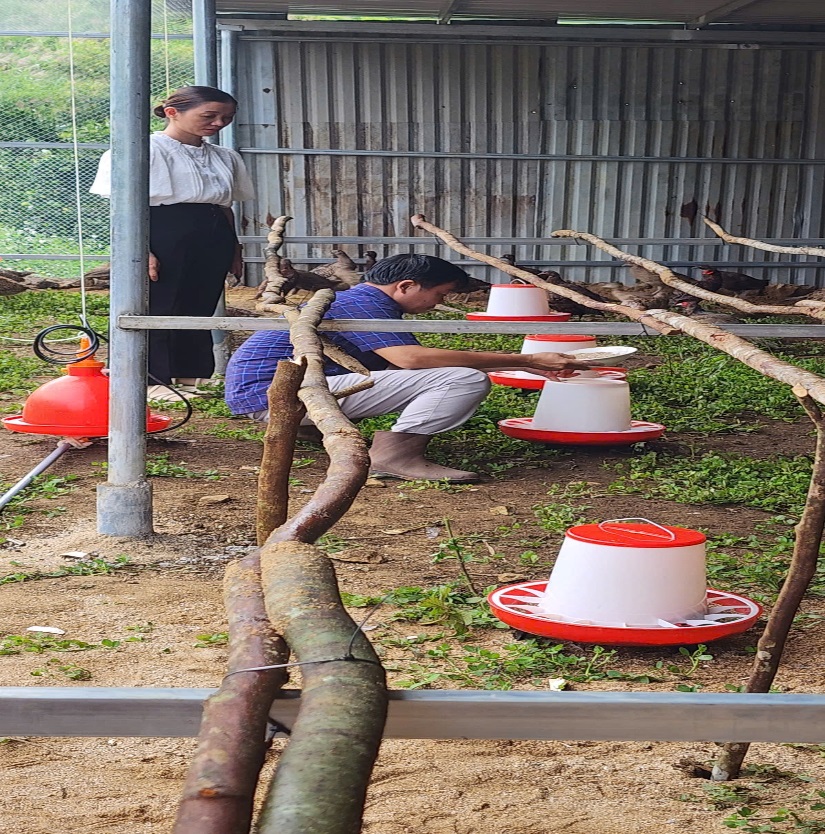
top-left (489, 368), bottom-right (628, 391)
top-left (498, 417), bottom-right (666, 445)
top-left (465, 312), bottom-right (572, 322)
top-left (487, 582), bottom-right (762, 646)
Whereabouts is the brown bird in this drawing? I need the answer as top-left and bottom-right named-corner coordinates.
top-left (674, 299), bottom-right (740, 325)
top-left (312, 248), bottom-right (361, 287)
top-left (626, 263), bottom-right (696, 288)
top-left (537, 271), bottom-right (605, 318)
top-left (363, 251), bottom-right (378, 270)
top-left (282, 258), bottom-right (351, 293)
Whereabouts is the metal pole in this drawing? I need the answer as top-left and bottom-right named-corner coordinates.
top-left (97, 0), bottom-right (153, 536)
top-left (0, 441), bottom-right (75, 511)
top-left (193, 0), bottom-right (229, 372)
top-left (193, 0), bottom-right (218, 87)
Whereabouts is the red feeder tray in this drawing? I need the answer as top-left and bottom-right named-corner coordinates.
top-left (487, 582), bottom-right (762, 646)
top-left (490, 368), bottom-right (627, 391)
top-left (498, 417), bottom-right (665, 445)
top-left (2, 359), bottom-right (172, 438)
top-left (465, 312), bottom-right (572, 322)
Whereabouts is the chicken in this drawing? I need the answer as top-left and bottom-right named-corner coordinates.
top-left (500, 253), bottom-right (541, 276)
top-left (737, 283), bottom-right (815, 304)
top-left (586, 280), bottom-right (672, 310)
top-left (698, 266), bottom-right (767, 293)
top-left (536, 271), bottom-right (605, 318)
top-left (311, 248), bottom-right (361, 287)
top-left (281, 258), bottom-right (352, 293)
top-left (626, 263), bottom-right (696, 288)
top-left (363, 251), bottom-right (378, 270)
top-left (673, 299), bottom-right (740, 325)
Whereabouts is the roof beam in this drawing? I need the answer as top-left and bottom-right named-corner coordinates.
top-left (438, 0), bottom-right (461, 25)
top-left (687, 0), bottom-right (763, 28)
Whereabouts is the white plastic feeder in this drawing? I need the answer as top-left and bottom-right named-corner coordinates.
top-left (532, 375), bottom-right (632, 433)
top-left (538, 520), bottom-right (708, 626)
top-left (486, 284), bottom-right (551, 317)
top-left (521, 334), bottom-right (597, 355)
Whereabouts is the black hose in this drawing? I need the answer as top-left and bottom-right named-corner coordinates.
top-left (31, 323), bottom-right (193, 433)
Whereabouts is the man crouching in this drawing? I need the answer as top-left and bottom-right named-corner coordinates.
top-left (225, 254), bottom-right (587, 483)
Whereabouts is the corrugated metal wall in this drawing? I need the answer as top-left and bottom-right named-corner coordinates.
top-left (232, 31), bottom-right (825, 283)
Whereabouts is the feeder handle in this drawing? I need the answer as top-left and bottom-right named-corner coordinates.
top-left (598, 518), bottom-right (676, 541)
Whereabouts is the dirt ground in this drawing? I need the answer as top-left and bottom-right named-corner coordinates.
top-left (2, 381), bottom-right (825, 832)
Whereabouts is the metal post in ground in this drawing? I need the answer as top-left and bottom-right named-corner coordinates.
top-left (96, 0), bottom-right (153, 536)
top-left (194, 0), bottom-right (229, 373)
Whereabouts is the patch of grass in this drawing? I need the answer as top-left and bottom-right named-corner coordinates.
top-left (394, 640), bottom-right (658, 690)
top-left (31, 660), bottom-right (93, 681)
top-left (0, 473), bottom-right (79, 532)
top-left (0, 555), bottom-right (130, 585)
top-left (202, 422), bottom-right (265, 441)
top-left (607, 451), bottom-right (812, 516)
top-left (0, 632), bottom-right (120, 655)
top-left (533, 500), bottom-right (591, 533)
top-left (194, 632), bottom-right (228, 648)
top-left (0, 351), bottom-right (60, 412)
top-left (93, 453), bottom-right (220, 480)
top-left (0, 289), bottom-right (109, 339)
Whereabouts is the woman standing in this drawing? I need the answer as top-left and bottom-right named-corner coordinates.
top-left (91, 85), bottom-right (255, 396)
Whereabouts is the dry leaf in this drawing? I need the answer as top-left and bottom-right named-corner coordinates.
top-left (548, 678), bottom-right (567, 691)
top-left (489, 505), bottom-right (511, 516)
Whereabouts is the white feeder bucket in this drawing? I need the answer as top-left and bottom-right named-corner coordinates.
top-left (538, 519), bottom-right (708, 626)
top-left (521, 334), bottom-right (597, 355)
top-left (532, 376), bottom-right (632, 432)
top-left (486, 284), bottom-right (551, 317)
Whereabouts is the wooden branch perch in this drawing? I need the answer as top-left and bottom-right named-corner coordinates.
top-left (257, 215), bottom-right (294, 305)
top-left (257, 541), bottom-right (387, 834)
top-left (174, 553), bottom-right (290, 834)
top-left (551, 229), bottom-right (825, 322)
top-left (713, 392), bottom-right (825, 780)
top-left (256, 359), bottom-right (308, 546)
top-left (703, 217), bottom-right (825, 258)
top-left (410, 214), bottom-right (677, 335)
top-left (265, 290), bottom-right (371, 545)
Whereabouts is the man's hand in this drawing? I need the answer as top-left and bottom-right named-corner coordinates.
top-left (148, 252), bottom-right (160, 282)
top-left (525, 351), bottom-right (592, 380)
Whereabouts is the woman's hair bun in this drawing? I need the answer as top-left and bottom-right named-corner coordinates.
top-left (152, 103), bottom-right (168, 118)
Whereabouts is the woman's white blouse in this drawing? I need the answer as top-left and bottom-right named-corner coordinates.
top-left (90, 132), bottom-right (255, 207)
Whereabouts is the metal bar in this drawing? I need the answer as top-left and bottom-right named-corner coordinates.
top-left (193, 0), bottom-right (218, 88)
top-left (227, 21), bottom-right (825, 46)
top-left (0, 141), bottom-right (109, 150)
top-left (0, 253), bottom-right (110, 261)
top-left (0, 441), bottom-right (74, 511)
top-left (209, 24), bottom-right (240, 375)
top-left (688, 0), bottom-right (763, 28)
top-left (117, 316), bottom-right (825, 339)
top-left (96, 0), bottom-right (152, 537)
top-left (239, 146), bottom-right (825, 166)
top-left (239, 236), bottom-right (825, 246)
top-left (5, 687), bottom-right (825, 743)
top-left (0, 31), bottom-right (192, 39)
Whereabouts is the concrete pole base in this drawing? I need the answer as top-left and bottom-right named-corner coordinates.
top-left (96, 481), bottom-right (154, 537)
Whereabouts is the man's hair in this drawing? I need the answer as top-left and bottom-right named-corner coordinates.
top-left (364, 254), bottom-right (471, 291)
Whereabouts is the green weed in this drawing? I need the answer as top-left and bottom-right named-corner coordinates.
top-left (194, 632), bottom-right (228, 648)
top-left (31, 659), bottom-right (92, 681)
top-left (0, 555), bottom-right (130, 585)
top-left (202, 422), bottom-right (265, 441)
top-left (93, 453), bottom-right (220, 480)
top-left (723, 791), bottom-right (825, 832)
top-left (0, 632), bottom-right (120, 655)
top-left (607, 451), bottom-right (812, 516)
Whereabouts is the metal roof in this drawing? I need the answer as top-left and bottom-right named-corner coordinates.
top-left (215, 0), bottom-right (825, 27)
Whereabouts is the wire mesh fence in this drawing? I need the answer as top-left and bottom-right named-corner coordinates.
top-left (0, 0), bottom-right (194, 280)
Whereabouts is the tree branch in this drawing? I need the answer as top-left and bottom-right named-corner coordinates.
top-left (703, 217), bottom-right (825, 258)
top-left (410, 214), bottom-right (677, 334)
